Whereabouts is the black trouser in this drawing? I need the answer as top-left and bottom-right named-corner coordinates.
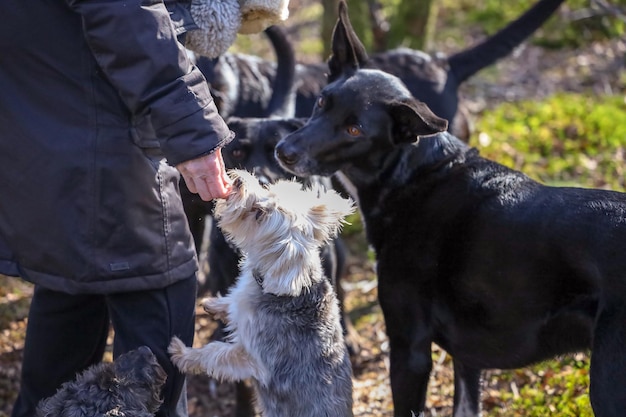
top-left (11, 274), bottom-right (197, 417)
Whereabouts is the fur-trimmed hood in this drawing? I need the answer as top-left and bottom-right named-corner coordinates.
top-left (183, 0), bottom-right (290, 58)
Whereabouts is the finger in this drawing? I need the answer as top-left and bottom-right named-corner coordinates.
top-left (194, 177), bottom-right (212, 201)
top-left (182, 174), bottom-right (197, 194)
top-left (215, 149), bottom-right (233, 192)
top-left (205, 177), bottom-right (229, 200)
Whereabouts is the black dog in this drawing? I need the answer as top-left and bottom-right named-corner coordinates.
top-left (36, 346), bottom-right (167, 417)
top-left (196, 0), bottom-right (564, 141)
top-left (275, 3), bottom-right (626, 417)
top-left (192, 25), bottom-right (295, 119)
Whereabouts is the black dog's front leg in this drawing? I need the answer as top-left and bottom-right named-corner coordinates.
top-left (379, 282), bottom-right (433, 416)
top-left (589, 302), bottom-right (626, 417)
top-left (387, 325), bottom-right (432, 416)
top-left (452, 360), bottom-right (482, 417)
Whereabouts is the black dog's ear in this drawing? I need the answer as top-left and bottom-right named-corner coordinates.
top-left (327, 1), bottom-right (369, 83)
top-left (389, 99), bottom-right (448, 144)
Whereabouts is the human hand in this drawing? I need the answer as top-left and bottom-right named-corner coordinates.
top-left (176, 149), bottom-right (232, 201)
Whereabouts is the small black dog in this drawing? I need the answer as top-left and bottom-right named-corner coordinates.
top-left (36, 346), bottom-right (167, 417)
top-left (196, 0), bottom-right (564, 141)
top-left (275, 3), bottom-right (626, 417)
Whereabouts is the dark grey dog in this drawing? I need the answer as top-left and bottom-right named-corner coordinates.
top-left (170, 170), bottom-right (354, 417)
top-left (275, 2), bottom-right (626, 417)
top-left (36, 346), bottom-right (167, 417)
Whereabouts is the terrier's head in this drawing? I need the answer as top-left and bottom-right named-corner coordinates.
top-left (213, 169), bottom-right (354, 295)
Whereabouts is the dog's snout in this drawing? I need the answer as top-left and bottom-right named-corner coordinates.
top-left (137, 346), bottom-right (153, 356)
top-left (256, 175), bottom-right (271, 187)
top-left (275, 141), bottom-right (299, 166)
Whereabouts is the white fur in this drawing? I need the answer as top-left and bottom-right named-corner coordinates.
top-left (213, 170), bottom-right (354, 296)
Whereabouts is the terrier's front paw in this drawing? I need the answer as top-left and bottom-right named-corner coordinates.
top-left (201, 297), bottom-right (226, 321)
top-left (168, 336), bottom-right (207, 375)
top-left (168, 336), bottom-right (188, 369)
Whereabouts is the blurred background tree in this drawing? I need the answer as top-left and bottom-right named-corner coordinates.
top-left (314, 0), bottom-right (626, 60)
top-left (321, 0), bottom-right (439, 57)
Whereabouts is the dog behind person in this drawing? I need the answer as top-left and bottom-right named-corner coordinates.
top-left (36, 346), bottom-right (166, 417)
top-left (169, 170), bottom-right (355, 417)
top-left (275, 2), bottom-right (626, 416)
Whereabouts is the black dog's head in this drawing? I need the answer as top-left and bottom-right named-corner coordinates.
top-left (223, 116), bottom-right (307, 185)
top-left (275, 1), bottom-right (448, 179)
top-left (36, 346), bottom-right (167, 417)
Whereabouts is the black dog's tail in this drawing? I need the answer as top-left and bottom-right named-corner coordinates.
top-left (264, 25), bottom-right (297, 117)
top-left (448, 0), bottom-right (564, 84)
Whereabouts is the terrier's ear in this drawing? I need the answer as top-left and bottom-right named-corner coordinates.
top-left (388, 98), bottom-right (448, 145)
top-left (307, 189), bottom-right (355, 244)
top-left (327, 1), bottom-right (369, 83)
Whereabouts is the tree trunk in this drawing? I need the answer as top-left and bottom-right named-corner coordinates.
top-left (388, 0), bottom-right (438, 51)
top-left (321, 0), bottom-right (340, 59)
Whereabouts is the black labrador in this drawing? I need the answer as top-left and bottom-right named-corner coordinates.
top-left (275, 3), bottom-right (626, 417)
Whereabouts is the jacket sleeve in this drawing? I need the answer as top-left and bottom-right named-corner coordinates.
top-left (64, 0), bottom-right (233, 165)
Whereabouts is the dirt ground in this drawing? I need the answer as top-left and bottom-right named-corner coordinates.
top-left (0, 5), bottom-right (624, 417)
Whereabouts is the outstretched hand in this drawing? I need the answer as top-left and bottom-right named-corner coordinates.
top-left (177, 149), bottom-right (232, 201)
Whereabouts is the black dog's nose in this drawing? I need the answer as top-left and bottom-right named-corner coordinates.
top-left (137, 346), bottom-right (153, 356)
top-left (275, 141), bottom-right (299, 166)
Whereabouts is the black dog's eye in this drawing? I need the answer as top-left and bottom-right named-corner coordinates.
top-left (346, 125), bottom-right (362, 137)
top-left (317, 96), bottom-right (325, 108)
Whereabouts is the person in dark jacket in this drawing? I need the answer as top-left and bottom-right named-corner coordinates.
top-left (0, 1), bottom-right (235, 416)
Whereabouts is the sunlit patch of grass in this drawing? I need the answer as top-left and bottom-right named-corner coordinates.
top-left (476, 93), bottom-right (626, 191)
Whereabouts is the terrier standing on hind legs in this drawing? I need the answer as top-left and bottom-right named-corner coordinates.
top-left (169, 169), bottom-right (355, 417)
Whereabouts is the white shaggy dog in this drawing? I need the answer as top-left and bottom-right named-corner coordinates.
top-left (169, 169), bottom-right (355, 417)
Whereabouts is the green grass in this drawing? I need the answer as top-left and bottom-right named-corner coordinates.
top-left (485, 354), bottom-right (593, 416)
top-left (475, 93), bottom-right (626, 191)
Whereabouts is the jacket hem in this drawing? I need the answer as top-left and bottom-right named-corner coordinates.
top-left (15, 258), bottom-right (198, 295)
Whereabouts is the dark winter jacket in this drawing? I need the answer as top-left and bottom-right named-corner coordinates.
top-left (0, 0), bottom-right (233, 294)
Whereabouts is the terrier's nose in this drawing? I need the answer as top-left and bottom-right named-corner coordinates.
top-left (275, 141), bottom-right (299, 166)
top-left (256, 175), bottom-right (271, 187)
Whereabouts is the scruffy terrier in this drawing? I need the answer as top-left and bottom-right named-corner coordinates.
top-left (36, 346), bottom-right (167, 417)
top-left (169, 169), bottom-right (355, 417)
